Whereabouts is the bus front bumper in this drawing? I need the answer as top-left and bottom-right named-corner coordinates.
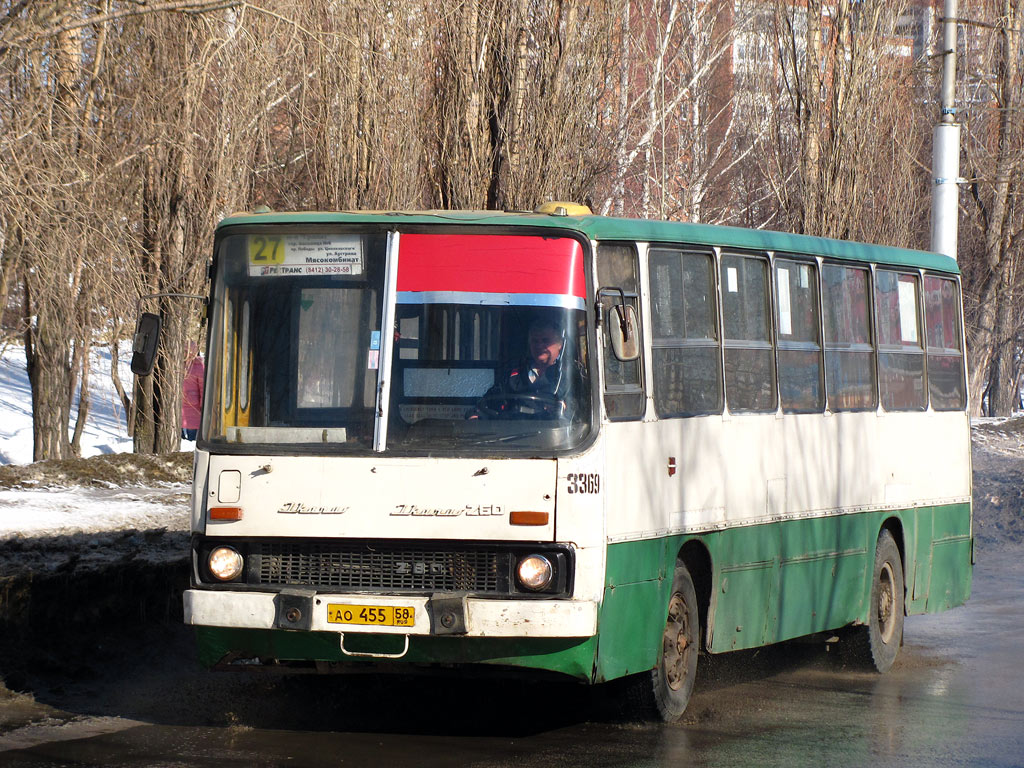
top-left (184, 588), bottom-right (598, 638)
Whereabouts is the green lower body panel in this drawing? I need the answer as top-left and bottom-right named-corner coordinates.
top-left (195, 505), bottom-right (971, 687)
top-left (196, 626), bottom-right (598, 682)
top-left (595, 503), bottom-right (972, 680)
top-left (595, 537), bottom-right (669, 682)
top-left (596, 580), bottom-right (665, 682)
top-left (924, 503), bottom-right (974, 612)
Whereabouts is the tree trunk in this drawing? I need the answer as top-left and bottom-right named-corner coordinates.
top-left (608, 0), bottom-right (632, 217)
top-left (965, 0), bottom-right (1022, 416)
top-left (799, 0), bottom-right (822, 234)
top-left (70, 341), bottom-right (90, 457)
top-left (25, 302), bottom-right (72, 462)
top-left (110, 337), bottom-right (133, 432)
top-left (133, 373), bottom-right (156, 454)
top-left (20, 12), bottom-right (84, 462)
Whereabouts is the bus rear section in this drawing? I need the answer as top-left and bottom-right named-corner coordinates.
top-left (184, 222), bottom-right (607, 681)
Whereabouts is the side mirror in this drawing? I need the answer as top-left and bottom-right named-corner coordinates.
top-left (131, 312), bottom-right (162, 375)
top-left (609, 304), bottom-right (640, 362)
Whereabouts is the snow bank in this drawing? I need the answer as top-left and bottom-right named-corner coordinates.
top-left (0, 345), bottom-right (138, 465)
top-left (0, 485), bottom-right (189, 540)
top-left (0, 345), bottom-right (191, 539)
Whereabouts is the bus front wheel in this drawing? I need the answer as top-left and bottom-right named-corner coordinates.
top-left (626, 563), bottom-right (699, 722)
top-left (846, 528), bottom-right (905, 673)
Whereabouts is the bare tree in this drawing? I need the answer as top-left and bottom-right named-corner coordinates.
top-left (595, 0), bottom-right (771, 223)
top-left (960, 0), bottom-right (1024, 416)
top-left (0, 1), bottom-right (121, 460)
top-left (0, 1), bottom-right (300, 457)
top-left (741, 0), bottom-right (928, 246)
top-left (4, 0), bottom-right (1016, 459)
top-left (427, 0), bottom-right (617, 212)
top-left (259, 0), bottom-right (428, 211)
top-left (124, 5), bottom-right (312, 452)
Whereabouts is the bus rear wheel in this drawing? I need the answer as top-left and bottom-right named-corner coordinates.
top-left (845, 528), bottom-right (905, 673)
top-left (626, 563), bottom-right (699, 722)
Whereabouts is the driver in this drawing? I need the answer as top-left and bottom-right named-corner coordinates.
top-left (470, 317), bottom-right (576, 420)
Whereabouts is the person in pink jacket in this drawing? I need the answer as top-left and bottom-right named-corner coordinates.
top-left (182, 342), bottom-right (205, 441)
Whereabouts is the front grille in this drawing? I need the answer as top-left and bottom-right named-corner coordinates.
top-left (250, 541), bottom-right (505, 593)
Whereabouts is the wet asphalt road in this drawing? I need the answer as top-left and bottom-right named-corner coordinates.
top-left (1, 549), bottom-right (1021, 768)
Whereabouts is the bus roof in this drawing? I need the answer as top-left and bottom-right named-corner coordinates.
top-left (217, 209), bottom-right (960, 275)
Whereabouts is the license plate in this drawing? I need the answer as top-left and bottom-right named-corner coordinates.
top-left (326, 603), bottom-right (415, 627)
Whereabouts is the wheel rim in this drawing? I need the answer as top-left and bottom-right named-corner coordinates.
top-left (662, 593), bottom-right (692, 691)
top-left (877, 561), bottom-right (896, 644)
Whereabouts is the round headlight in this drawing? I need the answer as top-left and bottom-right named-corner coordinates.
top-left (517, 554), bottom-right (553, 591)
top-left (208, 546), bottom-right (244, 581)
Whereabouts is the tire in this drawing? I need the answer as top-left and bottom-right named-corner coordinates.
top-left (846, 528), bottom-right (905, 673)
top-left (625, 563), bottom-right (700, 722)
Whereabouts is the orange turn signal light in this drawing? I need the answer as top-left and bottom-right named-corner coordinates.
top-left (510, 510), bottom-right (549, 526)
top-left (209, 506), bottom-right (243, 521)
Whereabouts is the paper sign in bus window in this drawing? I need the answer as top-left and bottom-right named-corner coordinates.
top-left (798, 264), bottom-right (810, 289)
top-left (777, 268), bottom-right (793, 337)
top-left (898, 280), bottom-right (918, 343)
top-left (726, 266), bottom-right (738, 293)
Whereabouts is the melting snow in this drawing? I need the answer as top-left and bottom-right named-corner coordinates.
top-left (0, 345), bottom-right (191, 538)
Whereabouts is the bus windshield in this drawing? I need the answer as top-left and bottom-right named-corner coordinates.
top-left (204, 230), bottom-right (593, 454)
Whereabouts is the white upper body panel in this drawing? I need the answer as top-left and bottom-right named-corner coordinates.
top-left (198, 453), bottom-right (557, 541)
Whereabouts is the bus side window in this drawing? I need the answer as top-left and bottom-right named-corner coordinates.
top-left (721, 253), bottom-right (776, 412)
top-left (875, 269), bottom-right (926, 412)
top-left (822, 264), bottom-right (876, 410)
top-left (649, 249), bottom-right (722, 417)
top-left (597, 243), bottom-right (645, 420)
top-left (924, 275), bottom-right (966, 411)
top-left (775, 259), bottom-right (823, 413)
top-left (222, 293), bottom-right (236, 426)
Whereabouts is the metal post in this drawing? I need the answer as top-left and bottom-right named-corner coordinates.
top-left (931, 0), bottom-right (960, 260)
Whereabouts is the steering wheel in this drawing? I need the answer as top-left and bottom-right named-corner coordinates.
top-left (475, 391), bottom-right (563, 419)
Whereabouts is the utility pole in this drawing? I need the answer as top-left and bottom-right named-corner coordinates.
top-left (931, 0), bottom-right (960, 260)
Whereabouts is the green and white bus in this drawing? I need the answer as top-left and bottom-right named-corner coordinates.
top-left (157, 203), bottom-right (971, 720)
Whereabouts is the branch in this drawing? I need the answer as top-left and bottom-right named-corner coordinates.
top-left (7, 0), bottom-right (240, 44)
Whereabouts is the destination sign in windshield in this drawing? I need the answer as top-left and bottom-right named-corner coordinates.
top-left (248, 234), bottom-right (363, 277)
